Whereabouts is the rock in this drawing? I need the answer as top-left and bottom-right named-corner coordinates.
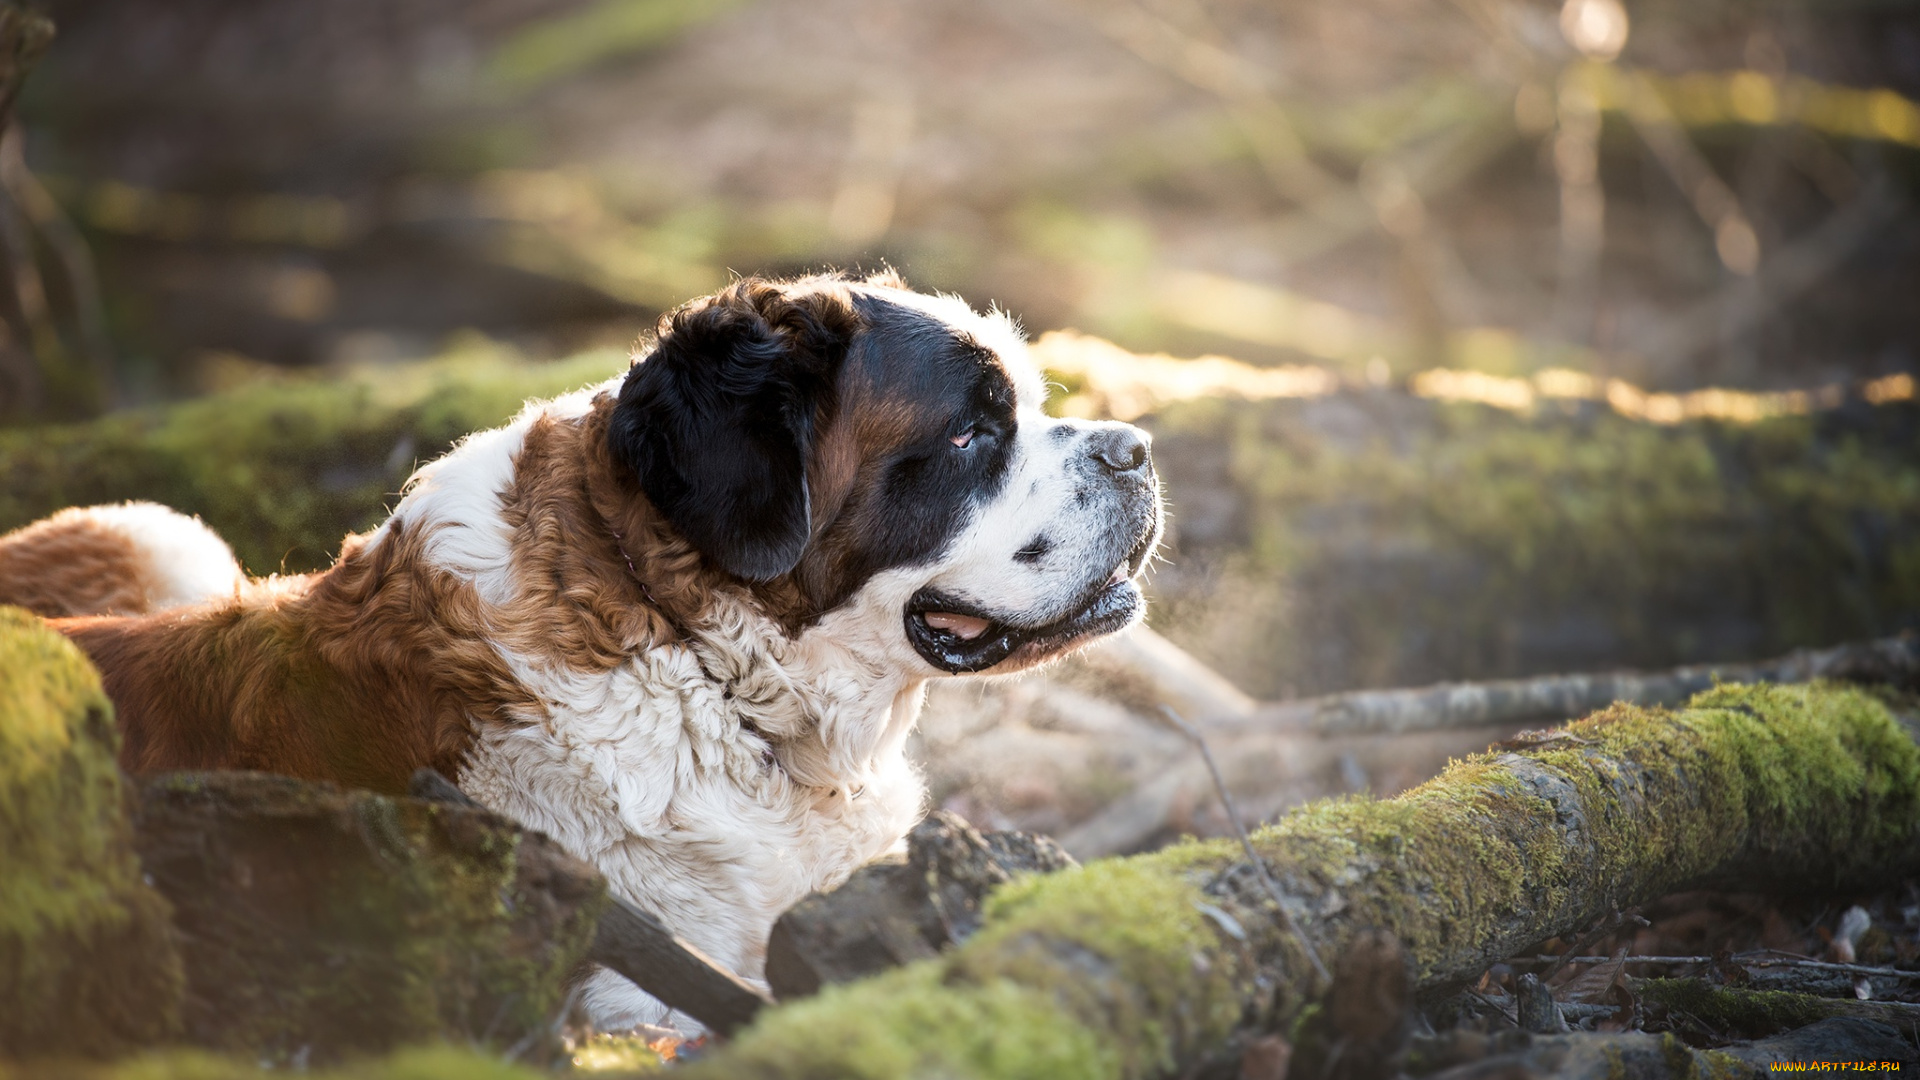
top-left (763, 811), bottom-right (1076, 999)
top-left (0, 605), bottom-right (183, 1058)
top-left (1515, 972), bottom-right (1570, 1034)
top-left (1418, 1019), bottom-right (1919, 1080)
top-left (1723, 1018), bottom-right (1919, 1071)
top-left (129, 770), bottom-right (606, 1065)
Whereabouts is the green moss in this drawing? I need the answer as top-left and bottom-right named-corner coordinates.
top-left (964, 857), bottom-right (1243, 1072)
top-left (1540, 681), bottom-right (1920, 890)
top-left (1211, 755), bottom-right (1581, 979)
top-left (0, 606), bottom-right (182, 1057)
top-left (1698, 1048), bottom-right (1755, 1080)
top-left (13, 344), bottom-right (1912, 699)
top-left (687, 859), bottom-right (1242, 1080)
top-left (1147, 394), bottom-right (1920, 696)
top-left (1637, 979), bottom-right (1837, 1039)
top-left (0, 349), bottom-right (623, 575)
top-left (708, 967), bottom-right (1114, 1080)
top-left (1648, 1030), bottom-right (1767, 1080)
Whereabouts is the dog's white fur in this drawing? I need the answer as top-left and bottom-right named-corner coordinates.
top-left (36, 502), bottom-right (245, 609)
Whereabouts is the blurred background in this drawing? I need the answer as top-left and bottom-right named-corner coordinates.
top-left (1, 0), bottom-right (1917, 852)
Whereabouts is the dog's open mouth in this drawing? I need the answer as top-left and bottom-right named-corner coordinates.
top-left (906, 563), bottom-right (1143, 674)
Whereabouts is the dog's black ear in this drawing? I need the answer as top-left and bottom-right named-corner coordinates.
top-left (608, 279), bottom-right (859, 581)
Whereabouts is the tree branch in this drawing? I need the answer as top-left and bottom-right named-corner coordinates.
top-left (1223, 631), bottom-right (1919, 737)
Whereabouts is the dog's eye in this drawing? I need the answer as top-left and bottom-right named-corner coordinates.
top-left (949, 428), bottom-right (976, 449)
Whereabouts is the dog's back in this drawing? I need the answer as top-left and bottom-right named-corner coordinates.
top-left (0, 502), bottom-right (243, 618)
top-left (3, 504), bottom-right (492, 791)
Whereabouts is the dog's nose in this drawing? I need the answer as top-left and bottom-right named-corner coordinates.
top-left (1088, 426), bottom-right (1150, 474)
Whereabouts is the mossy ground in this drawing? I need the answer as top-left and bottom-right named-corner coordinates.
top-left (0, 606), bottom-right (182, 1057)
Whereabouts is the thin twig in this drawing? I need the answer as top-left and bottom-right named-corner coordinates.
top-left (1467, 988), bottom-right (1519, 1028)
top-left (1618, 67), bottom-right (1753, 246)
top-left (1232, 632), bottom-right (1920, 737)
top-left (1069, 0), bottom-right (1342, 204)
top-left (1158, 704), bottom-right (1331, 988)
top-left (1513, 954), bottom-right (1920, 981)
top-left (1539, 907), bottom-right (1647, 982)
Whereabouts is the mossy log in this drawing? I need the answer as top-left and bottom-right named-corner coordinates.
top-left (766, 811), bottom-right (1078, 999)
top-left (1633, 978), bottom-right (1920, 1038)
top-left (1143, 391), bottom-right (1920, 698)
top-left (129, 770), bottom-right (607, 1066)
top-left (682, 682), bottom-right (1920, 1080)
top-left (0, 605), bottom-right (182, 1058)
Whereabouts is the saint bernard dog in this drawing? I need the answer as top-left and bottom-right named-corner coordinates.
top-left (0, 271), bottom-right (1162, 1030)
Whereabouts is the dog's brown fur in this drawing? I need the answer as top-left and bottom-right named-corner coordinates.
top-left (0, 510), bottom-right (168, 617)
top-left (55, 519), bottom-right (537, 791)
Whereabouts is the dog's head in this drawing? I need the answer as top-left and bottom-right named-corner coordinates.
top-left (608, 272), bottom-right (1161, 675)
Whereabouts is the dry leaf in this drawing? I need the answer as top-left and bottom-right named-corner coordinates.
top-left (1708, 948), bottom-right (1751, 986)
top-left (1558, 946), bottom-right (1629, 1004)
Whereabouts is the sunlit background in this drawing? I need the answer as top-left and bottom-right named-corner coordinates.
top-left (3, 0), bottom-right (1917, 845)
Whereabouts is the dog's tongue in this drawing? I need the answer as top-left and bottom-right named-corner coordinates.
top-left (923, 611), bottom-right (991, 640)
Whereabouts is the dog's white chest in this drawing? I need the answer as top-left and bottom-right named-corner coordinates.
top-left (456, 643), bottom-right (924, 1032)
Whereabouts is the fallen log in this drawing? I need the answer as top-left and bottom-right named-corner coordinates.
top-left (1217, 631), bottom-right (1920, 737)
top-left (681, 681), bottom-right (1920, 1078)
top-left (0, 607), bottom-right (179, 1059)
top-left (130, 771), bottom-right (606, 1065)
top-left (406, 768), bottom-right (775, 1037)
